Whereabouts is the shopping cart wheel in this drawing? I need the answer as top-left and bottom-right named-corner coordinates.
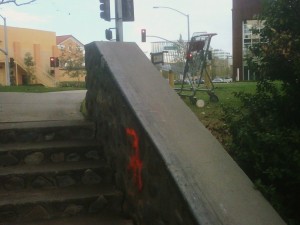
top-left (189, 96), bottom-right (197, 105)
top-left (196, 99), bottom-right (205, 108)
top-left (209, 93), bottom-right (219, 102)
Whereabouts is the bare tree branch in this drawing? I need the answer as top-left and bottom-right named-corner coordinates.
top-left (0, 0), bottom-right (37, 6)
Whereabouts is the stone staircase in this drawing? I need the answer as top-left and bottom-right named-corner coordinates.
top-left (0, 120), bottom-right (132, 225)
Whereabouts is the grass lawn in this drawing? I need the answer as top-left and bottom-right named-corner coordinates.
top-left (177, 81), bottom-right (257, 150)
top-left (0, 85), bottom-right (85, 93)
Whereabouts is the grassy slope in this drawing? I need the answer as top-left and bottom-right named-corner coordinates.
top-left (178, 82), bottom-right (257, 151)
top-left (0, 86), bottom-right (85, 93)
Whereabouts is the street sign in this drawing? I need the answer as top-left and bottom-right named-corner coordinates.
top-left (150, 52), bottom-right (164, 64)
top-left (164, 45), bottom-right (178, 51)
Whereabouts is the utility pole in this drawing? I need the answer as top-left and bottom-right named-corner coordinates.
top-left (115, 0), bottom-right (123, 42)
top-left (0, 15), bottom-right (10, 86)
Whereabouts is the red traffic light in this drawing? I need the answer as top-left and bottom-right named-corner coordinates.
top-left (50, 57), bottom-right (55, 67)
top-left (186, 52), bottom-right (193, 61)
top-left (50, 57), bottom-right (59, 67)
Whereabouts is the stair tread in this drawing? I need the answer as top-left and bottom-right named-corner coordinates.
top-left (0, 160), bottom-right (106, 176)
top-left (0, 120), bottom-right (94, 131)
top-left (0, 185), bottom-right (119, 206)
top-left (0, 139), bottom-right (99, 152)
top-left (0, 213), bottom-right (133, 225)
top-left (0, 122), bottom-right (128, 224)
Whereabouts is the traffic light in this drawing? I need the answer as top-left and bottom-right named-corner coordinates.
top-left (50, 57), bottom-right (59, 67)
top-left (99, 0), bottom-right (111, 21)
top-left (50, 57), bottom-right (55, 67)
top-left (122, 0), bottom-right (134, 22)
top-left (9, 57), bottom-right (15, 68)
top-left (141, 29), bottom-right (146, 42)
top-left (186, 52), bottom-right (193, 61)
top-left (105, 29), bottom-right (112, 40)
top-left (55, 57), bottom-right (59, 67)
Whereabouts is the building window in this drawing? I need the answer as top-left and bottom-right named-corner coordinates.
top-left (58, 45), bottom-right (65, 50)
top-left (242, 20), bottom-right (264, 80)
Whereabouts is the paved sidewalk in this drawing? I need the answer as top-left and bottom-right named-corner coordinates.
top-left (0, 90), bottom-right (86, 123)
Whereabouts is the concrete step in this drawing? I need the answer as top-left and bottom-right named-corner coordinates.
top-left (0, 140), bottom-right (103, 166)
top-left (0, 139), bottom-right (99, 153)
top-left (0, 161), bottom-right (113, 190)
top-left (0, 120), bottom-right (131, 224)
top-left (0, 213), bottom-right (134, 225)
top-left (0, 139), bottom-right (112, 190)
top-left (0, 185), bottom-right (123, 223)
top-left (0, 160), bottom-right (106, 176)
top-left (0, 120), bottom-right (95, 144)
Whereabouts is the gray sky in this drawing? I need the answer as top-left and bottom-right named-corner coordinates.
top-left (0, 0), bottom-right (232, 55)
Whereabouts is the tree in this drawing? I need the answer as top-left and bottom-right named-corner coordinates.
top-left (23, 52), bottom-right (35, 84)
top-left (59, 43), bottom-right (86, 85)
top-left (211, 57), bottom-right (230, 79)
top-left (0, 0), bottom-right (36, 6)
top-left (224, 0), bottom-right (300, 224)
top-left (247, 0), bottom-right (300, 127)
top-left (173, 34), bottom-right (187, 74)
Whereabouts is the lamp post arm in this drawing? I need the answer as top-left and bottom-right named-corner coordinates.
top-left (153, 6), bottom-right (190, 41)
top-left (187, 14), bottom-right (190, 41)
top-left (154, 6), bottom-right (187, 17)
top-left (0, 0), bottom-right (36, 6)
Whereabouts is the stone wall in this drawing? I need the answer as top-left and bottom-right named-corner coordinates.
top-left (84, 41), bottom-right (286, 225)
top-left (85, 43), bottom-right (198, 225)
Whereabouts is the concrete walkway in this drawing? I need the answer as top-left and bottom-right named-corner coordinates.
top-left (0, 90), bottom-right (86, 123)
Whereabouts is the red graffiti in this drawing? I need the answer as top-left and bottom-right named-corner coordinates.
top-left (126, 128), bottom-right (143, 192)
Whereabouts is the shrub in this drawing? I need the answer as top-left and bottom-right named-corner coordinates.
top-left (223, 80), bottom-right (300, 224)
top-left (59, 81), bottom-right (86, 88)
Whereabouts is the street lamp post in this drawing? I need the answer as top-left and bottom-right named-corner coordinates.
top-left (153, 6), bottom-right (190, 42)
top-left (0, 14), bottom-right (10, 86)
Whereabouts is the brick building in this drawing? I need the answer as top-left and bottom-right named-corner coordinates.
top-left (232, 0), bottom-right (262, 81)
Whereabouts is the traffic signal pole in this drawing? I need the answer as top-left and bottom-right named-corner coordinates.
top-left (100, 0), bottom-right (135, 42)
top-left (0, 15), bottom-right (10, 86)
top-left (115, 0), bottom-right (123, 42)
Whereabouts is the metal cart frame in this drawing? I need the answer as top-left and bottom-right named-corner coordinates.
top-left (175, 32), bottom-right (219, 104)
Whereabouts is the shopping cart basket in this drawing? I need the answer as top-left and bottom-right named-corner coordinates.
top-left (175, 32), bottom-right (219, 105)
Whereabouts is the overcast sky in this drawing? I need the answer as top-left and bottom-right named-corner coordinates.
top-left (0, 0), bottom-right (233, 55)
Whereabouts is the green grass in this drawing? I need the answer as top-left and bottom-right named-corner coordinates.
top-left (0, 85), bottom-right (85, 93)
top-left (177, 82), bottom-right (257, 149)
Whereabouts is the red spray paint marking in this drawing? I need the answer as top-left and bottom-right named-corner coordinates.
top-left (126, 128), bottom-right (143, 192)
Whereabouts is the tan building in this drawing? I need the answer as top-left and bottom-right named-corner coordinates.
top-left (0, 25), bottom-right (84, 87)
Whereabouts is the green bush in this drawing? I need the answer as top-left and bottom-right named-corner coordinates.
top-left (223, 80), bottom-right (300, 224)
top-left (59, 81), bottom-right (86, 88)
top-left (224, 0), bottom-right (300, 223)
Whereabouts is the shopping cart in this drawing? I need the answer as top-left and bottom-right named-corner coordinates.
top-left (175, 32), bottom-right (219, 105)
